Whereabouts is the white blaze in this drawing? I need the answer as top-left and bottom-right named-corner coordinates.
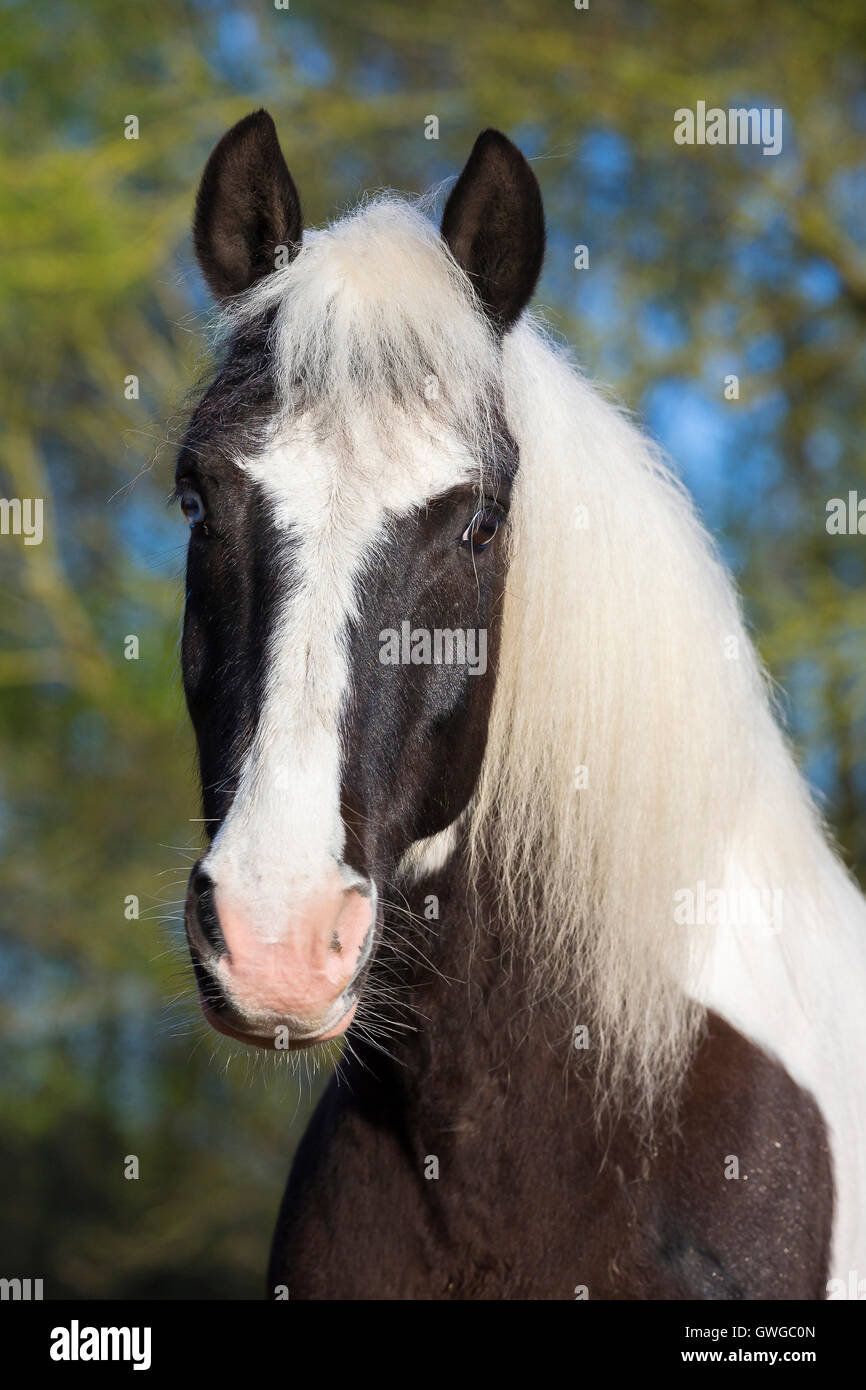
top-left (202, 414), bottom-right (478, 934)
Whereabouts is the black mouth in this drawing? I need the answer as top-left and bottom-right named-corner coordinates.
top-left (197, 989), bottom-right (359, 1050)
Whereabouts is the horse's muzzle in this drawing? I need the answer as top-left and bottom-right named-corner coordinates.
top-left (184, 864), bottom-right (374, 1048)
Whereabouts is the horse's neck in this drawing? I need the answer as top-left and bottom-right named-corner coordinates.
top-left (370, 840), bottom-right (571, 1118)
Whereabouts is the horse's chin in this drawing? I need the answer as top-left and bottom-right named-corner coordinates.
top-left (199, 997), bottom-right (357, 1050)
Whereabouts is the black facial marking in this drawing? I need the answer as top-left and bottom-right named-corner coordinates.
top-left (338, 469), bottom-right (515, 887)
top-left (177, 319), bottom-right (290, 838)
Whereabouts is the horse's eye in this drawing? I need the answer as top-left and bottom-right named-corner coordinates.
top-left (462, 508), bottom-right (499, 551)
top-left (181, 489), bottom-right (205, 527)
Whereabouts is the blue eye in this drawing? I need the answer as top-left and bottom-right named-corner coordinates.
top-left (461, 509), bottom-right (499, 550)
top-left (181, 489), bottom-right (205, 527)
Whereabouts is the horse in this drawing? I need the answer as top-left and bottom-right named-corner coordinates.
top-left (177, 110), bottom-right (866, 1299)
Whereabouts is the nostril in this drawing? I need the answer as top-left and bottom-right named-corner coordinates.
top-left (193, 869), bottom-right (225, 956)
top-left (192, 867), bottom-right (211, 897)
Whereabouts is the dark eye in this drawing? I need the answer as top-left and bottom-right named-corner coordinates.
top-left (461, 508), bottom-right (499, 551)
top-left (180, 489), bottom-right (205, 527)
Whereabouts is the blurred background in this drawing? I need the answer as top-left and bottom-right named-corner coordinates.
top-left (1, 0), bottom-right (865, 1298)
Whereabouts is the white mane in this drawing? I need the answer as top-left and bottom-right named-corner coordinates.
top-left (222, 196), bottom-right (866, 1274)
top-left (481, 322), bottom-right (854, 1099)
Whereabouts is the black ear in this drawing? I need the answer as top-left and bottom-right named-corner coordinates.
top-left (441, 129), bottom-right (544, 331)
top-left (193, 109), bottom-right (303, 301)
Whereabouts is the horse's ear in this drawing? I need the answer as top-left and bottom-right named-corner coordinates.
top-left (193, 109), bottom-right (302, 301)
top-left (441, 129), bottom-right (544, 331)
